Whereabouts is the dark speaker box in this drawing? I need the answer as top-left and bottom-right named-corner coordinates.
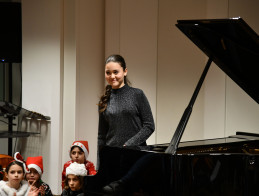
top-left (0, 2), bottom-right (22, 63)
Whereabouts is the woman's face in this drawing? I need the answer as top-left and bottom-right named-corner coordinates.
top-left (67, 174), bottom-right (81, 191)
top-left (6, 164), bottom-right (24, 188)
top-left (70, 147), bottom-right (85, 164)
top-left (26, 168), bottom-right (40, 185)
top-left (105, 62), bottom-right (127, 89)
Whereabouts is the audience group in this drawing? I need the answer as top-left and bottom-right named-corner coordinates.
top-left (0, 140), bottom-right (96, 196)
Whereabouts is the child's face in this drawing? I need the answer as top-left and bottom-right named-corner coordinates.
top-left (71, 147), bottom-right (85, 164)
top-left (26, 168), bottom-right (40, 185)
top-left (6, 164), bottom-right (24, 188)
top-left (67, 174), bottom-right (81, 191)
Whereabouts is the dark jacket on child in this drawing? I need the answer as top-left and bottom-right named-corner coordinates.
top-left (61, 189), bottom-right (84, 196)
top-left (40, 181), bottom-right (53, 196)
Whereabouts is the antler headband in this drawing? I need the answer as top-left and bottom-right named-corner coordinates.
top-left (14, 152), bottom-right (30, 173)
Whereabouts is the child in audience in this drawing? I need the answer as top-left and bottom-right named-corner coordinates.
top-left (62, 140), bottom-right (96, 189)
top-left (61, 162), bottom-right (87, 196)
top-left (0, 152), bottom-right (39, 196)
top-left (25, 156), bottom-right (53, 196)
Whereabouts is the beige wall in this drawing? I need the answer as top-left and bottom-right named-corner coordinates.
top-left (63, 0), bottom-right (76, 172)
top-left (63, 0), bottom-right (105, 193)
top-left (14, 0), bottom-right (259, 194)
top-left (157, 0), bottom-right (208, 143)
top-left (21, 0), bottom-right (63, 194)
top-left (74, 0), bottom-right (105, 170)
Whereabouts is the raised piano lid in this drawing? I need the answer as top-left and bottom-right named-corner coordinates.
top-left (176, 17), bottom-right (259, 104)
top-left (165, 17), bottom-right (259, 155)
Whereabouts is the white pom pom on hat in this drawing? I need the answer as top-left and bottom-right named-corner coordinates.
top-left (66, 162), bottom-right (87, 176)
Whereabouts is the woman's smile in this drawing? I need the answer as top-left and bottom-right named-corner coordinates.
top-left (105, 61), bottom-right (127, 89)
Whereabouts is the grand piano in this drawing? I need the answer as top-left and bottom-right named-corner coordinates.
top-left (84, 17), bottom-right (259, 195)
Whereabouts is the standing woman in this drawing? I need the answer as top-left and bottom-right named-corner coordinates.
top-left (97, 54), bottom-right (155, 163)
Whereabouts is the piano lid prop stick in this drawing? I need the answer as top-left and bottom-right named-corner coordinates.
top-left (165, 57), bottom-right (213, 154)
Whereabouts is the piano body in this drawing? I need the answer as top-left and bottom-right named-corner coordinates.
top-left (84, 17), bottom-right (259, 195)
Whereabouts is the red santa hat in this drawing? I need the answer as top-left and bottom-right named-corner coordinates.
top-left (69, 140), bottom-right (89, 160)
top-left (26, 156), bottom-right (44, 176)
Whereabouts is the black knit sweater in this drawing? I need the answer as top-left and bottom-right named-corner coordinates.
top-left (98, 84), bottom-right (155, 150)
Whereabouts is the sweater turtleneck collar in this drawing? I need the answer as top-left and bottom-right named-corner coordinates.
top-left (111, 84), bottom-right (129, 94)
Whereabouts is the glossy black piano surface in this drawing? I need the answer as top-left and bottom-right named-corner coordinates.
top-left (176, 17), bottom-right (259, 104)
top-left (84, 18), bottom-right (259, 196)
top-left (85, 136), bottom-right (259, 196)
